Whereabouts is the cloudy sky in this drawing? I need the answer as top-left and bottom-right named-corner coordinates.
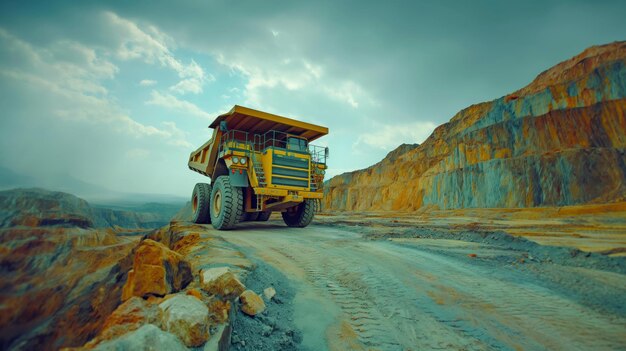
top-left (0, 0), bottom-right (624, 197)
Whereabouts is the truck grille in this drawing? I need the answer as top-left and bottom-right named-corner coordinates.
top-left (272, 154), bottom-right (309, 188)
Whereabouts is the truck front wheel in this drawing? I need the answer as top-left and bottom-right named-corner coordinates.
top-left (210, 176), bottom-right (243, 230)
top-left (282, 200), bottom-right (315, 228)
top-left (191, 183), bottom-right (211, 224)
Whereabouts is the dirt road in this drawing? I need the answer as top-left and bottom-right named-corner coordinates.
top-left (218, 221), bottom-right (626, 351)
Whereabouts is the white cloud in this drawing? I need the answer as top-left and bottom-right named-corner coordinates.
top-left (0, 27), bottom-right (190, 147)
top-left (103, 12), bottom-right (212, 95)
top-left (169, 78), bottom-right (203, 94)
top-left (214, 48), bottom-right (369, 109)
top-left (355, 121), bottom-right (437, 150)
top-left (139, 79), bottom-right (157, 86)
top-left (324, 81), bottom-right (361, 108)
top-left (146, 90), bottom-right (212, 119)
top-left (162, 121), bottom-right (192, 148)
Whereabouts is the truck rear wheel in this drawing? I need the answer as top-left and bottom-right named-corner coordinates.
top-left (282, 200), bottom-right (315, 228)
top-left (210, 176), bottom-right (243, 230)
top-left (191, 183), bottom-right (211, 224)
top-left (256, 211), bottom-right (271, 221)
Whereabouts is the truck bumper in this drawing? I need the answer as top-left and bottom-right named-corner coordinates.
top-left (253, 187), bottom-right (323, 199)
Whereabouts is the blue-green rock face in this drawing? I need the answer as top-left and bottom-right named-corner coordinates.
top-left (324, 42), bottom-right (626, 211)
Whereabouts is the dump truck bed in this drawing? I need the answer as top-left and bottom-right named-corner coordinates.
top-left (210, 105), bottom-right (328, 142)
top-left (188, 105), bottom-right (328, 177)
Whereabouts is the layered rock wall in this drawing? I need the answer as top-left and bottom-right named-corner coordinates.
top-left (324, 42), bottom-right (626, 211)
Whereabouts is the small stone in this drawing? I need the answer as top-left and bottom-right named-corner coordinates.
top-left (231, 335), bottom-right (240, 344)
top-left (200, 267), bottom-right (246, 299)
top-left (158, 294), bottom-right (210, 347)
top-left (259, 315), bottom-right (276, 328)
top-left (261, 324), bottom-right (272, 337)
top-left (263, 287), bottom-right (276, 300)
top-left (239, 290), bottom-right (266, 316)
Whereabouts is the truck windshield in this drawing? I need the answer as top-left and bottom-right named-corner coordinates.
top-left (287, 137), bottom-right (307, 152)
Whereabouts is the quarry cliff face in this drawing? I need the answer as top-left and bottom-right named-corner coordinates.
top-left (324, 42), bottom-right (626, 211)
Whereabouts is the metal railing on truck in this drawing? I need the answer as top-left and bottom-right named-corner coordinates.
top-left (219, 129), bottom-right (328, 165)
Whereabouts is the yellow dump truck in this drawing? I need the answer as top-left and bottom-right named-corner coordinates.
top-left (188, 105), bottom-right (329, 230)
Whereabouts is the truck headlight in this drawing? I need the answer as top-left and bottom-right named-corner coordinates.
top-left (232, 156), bottom-right (240, 164)
top-left (240, 157), bottom-right (247, 165)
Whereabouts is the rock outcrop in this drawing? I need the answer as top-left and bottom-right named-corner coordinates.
top-left (0, 189), bottom-right (257, 350)
top-left (324, 41), bottom-right (626, 211)
top-left (0, 221), bottom-right (137, 350)
top-left (121, 240), bottom-right (192, 301)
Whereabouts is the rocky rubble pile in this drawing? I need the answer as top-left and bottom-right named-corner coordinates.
top-left (68, 221), bottom-right (275, 350)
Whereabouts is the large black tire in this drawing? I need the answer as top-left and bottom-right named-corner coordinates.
top-left (191, 183), bottom-right (211, 224)
top-left (256, 211), bottom-right (272, 221)
top-left (210, 176), bottom-right (243, 230)
top-left (282, 200), bottom-right (315, 228)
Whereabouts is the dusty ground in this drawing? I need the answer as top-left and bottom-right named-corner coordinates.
top-left (204, 213), bottom-right (626, 351)
top-left (316, 203), bottom-right (626, 256)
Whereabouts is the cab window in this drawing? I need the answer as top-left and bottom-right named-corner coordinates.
top-left (287, 137), bottom-right (307, 152)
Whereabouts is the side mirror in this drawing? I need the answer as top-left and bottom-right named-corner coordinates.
top-left (324, 147), bottom-right (329, 158)
top-left (220, 120), bottom-right (228, 132)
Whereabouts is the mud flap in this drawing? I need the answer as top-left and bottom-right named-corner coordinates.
top-left (229, 169), bottom-right (249, 187)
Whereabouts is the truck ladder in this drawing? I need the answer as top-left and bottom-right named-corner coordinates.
top-left (251, 151), bottom-right (267, 211)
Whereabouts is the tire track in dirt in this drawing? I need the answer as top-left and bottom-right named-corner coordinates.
top-left (220, 224), bottom-right (626, 351)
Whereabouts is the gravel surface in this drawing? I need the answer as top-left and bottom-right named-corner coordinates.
top-left (361, 225), bottom-right (626, 274)
top-left (230, 256), bottom-right (303, 351)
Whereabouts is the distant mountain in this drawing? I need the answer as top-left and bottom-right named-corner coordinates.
top-left (0, 166), bottom-right (36, 189)
top-left (0, 166), bottom-right (186, 206)
top-left (324, 41), bottom-right (626, 211)
top-left (0, 188), bottom-right (180, 229)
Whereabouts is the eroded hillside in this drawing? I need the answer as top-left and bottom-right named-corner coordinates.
top-left (324, 42), bottom-right (626, 211)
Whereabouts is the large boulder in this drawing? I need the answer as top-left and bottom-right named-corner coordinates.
top-left (200, 267), bottom-right (245, 299)
top-left (122, 239), bottom-right (192, 300)
top-left (158, 294), bottom-right (210, 347)
top-left (239, 290), bottom-right (266, 316)
top-left (93, 324), bottom-right (187, 351)
top-left (81, 297), bottom-right (159, 348)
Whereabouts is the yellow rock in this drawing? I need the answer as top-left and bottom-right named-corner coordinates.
top-left (200, 267), bottom-right (245, 299)
top-left (121, 239), bottom-right (192, 300)
top-left (239, 290), bottom-right (265, 316)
